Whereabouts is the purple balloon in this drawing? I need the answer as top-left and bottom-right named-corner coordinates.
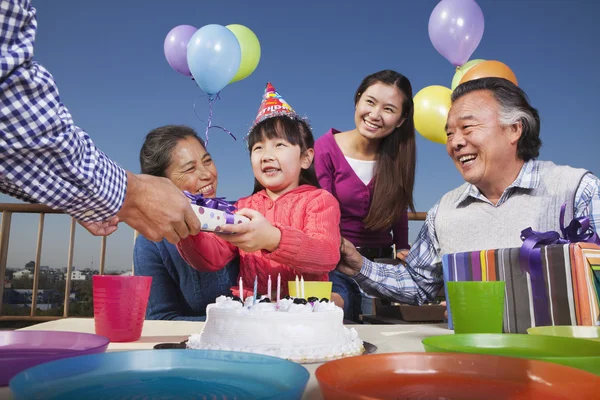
top-left (164, 25), bottom-right (197, 76)
top-left (428, 0), bottom-right (485, 66)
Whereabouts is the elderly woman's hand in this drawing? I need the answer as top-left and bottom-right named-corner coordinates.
top-left (216, 208), bottom-right (281, 253)
top-left (336, 238), bottom-right (364, 277)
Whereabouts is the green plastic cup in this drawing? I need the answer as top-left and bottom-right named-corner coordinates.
top-left (447, 281), bottom-right (505, 334)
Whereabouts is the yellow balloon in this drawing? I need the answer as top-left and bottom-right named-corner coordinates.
top-left (451, 59), bottom-right (485, 91)
top-left (413, 85), bottom-right (452, 144)
top-left (226, 24), bottom-right (261, 83)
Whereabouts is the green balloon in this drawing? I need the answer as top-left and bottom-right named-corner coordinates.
top-left (226, 24), bottom-right (261, 83)
top-left (451, 59), bottom-right (485, 90)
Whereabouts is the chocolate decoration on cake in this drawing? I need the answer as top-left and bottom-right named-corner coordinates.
top-left (319, 298), bottom-right (329, 303)
top-left (293, 298), bottom-right (308, 305)
top-left (259, 298), bottom-right (272, 303)
top-left (306, 297), bottom-right (319, 303)
top-left (283, 295), bottom-right (291, 300)
top-left (230, 295), bottom-right (243, 303)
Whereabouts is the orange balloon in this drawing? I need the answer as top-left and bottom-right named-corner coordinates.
top-left (459, 60), bottom-right (518, 86)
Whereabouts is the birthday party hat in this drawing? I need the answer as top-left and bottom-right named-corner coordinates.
top-left (252, 83), bottom-right (298, 126)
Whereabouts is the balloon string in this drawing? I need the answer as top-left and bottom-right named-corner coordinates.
top-left (192, 92), bottom-right (237, 148)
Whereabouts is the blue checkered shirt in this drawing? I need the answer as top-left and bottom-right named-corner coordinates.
top-left (353, 160), bottom-right (600, 305)
top-left (0, 0), bottom-right (127, 222)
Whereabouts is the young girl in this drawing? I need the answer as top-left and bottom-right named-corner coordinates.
top-left (177, 83), bottom-right (341, 299)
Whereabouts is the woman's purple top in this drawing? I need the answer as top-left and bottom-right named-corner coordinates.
top-left (314, 129), bottom-right (409, 249)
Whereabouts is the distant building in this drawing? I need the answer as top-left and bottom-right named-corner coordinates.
top-left (2, 288), bottom-right (29, 305)
top-left (64, 270), bottom-right (86, 281)
top-left (120, 271), bottom-right (133, 276)
top-left (79, 268), bottom-right (99, 280)
top-left (3, 288), bottom-right (63, 310)
top-left (13, 269), bottom-right (32, 279)
top-left (24, 261), bottom-right (35, 272)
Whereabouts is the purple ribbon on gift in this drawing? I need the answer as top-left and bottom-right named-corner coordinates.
top-left (519, 202), bottom-right (599, 327)
top-left (520, 203), bottom-right (600, 276)
top-left (184, 191), bottom-right (237, 224)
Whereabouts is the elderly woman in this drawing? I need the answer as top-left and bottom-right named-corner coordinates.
top-left (133, 125), bottom-right (238, 321)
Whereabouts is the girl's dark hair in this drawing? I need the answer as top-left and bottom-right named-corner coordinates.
top-left (247, 116), bottom-right (319, 194)
top-left (139, 125), bottom-right (205, 177)
top-left (355, 70), bottom-right (416, 231)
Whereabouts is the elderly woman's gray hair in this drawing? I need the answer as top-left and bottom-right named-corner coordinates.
top-left (452, 78), bottom-right (542, 161)
top-left (139, 125), bottom-right (205, 177)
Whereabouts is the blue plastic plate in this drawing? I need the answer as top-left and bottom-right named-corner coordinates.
top-left (9, 349), bottom-right (310, 400)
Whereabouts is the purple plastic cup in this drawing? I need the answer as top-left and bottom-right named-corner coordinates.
top-left (0, 330), bottom-right (109, 386)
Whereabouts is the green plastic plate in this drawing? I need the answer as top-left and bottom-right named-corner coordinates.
top-left (422, 333), bottom-right (600, 375)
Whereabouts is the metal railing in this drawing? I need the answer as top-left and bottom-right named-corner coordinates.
top-left (0, 203), bottom-right (426, 322)
top-left (0, 204), bottom-right (117, 322)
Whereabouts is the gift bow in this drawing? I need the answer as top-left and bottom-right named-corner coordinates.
top-left (519, 203), bottom-right (600, 276)
top-left (184, 191), bottom-right (237, 224)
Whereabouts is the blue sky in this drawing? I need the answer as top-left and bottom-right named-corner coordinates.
top-left (2, 0), bottom-right (598, 272)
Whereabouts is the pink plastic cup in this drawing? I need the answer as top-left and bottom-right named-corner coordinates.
top-left (92, 275), bottom-right (152, 342)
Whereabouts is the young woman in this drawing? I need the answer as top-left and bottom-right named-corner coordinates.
top-left (315, 70), bottom-right (417, 320)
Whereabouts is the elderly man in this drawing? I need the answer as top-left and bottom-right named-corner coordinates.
top-left (336, 77), bottom-right (600, 305)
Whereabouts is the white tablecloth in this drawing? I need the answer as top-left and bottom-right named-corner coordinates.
top-left (0, 319), bottom-right (452, 400)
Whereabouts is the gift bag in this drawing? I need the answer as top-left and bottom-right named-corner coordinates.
top-left (443, 243), bottom-right (600, 333)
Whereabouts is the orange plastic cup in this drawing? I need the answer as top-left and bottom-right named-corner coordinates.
top-left (92, 275), bottom-right (152, 342)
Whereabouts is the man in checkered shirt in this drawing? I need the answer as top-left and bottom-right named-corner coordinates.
top-left (336, 78), bottom-right (600, 305)
top-left (1, 0), bottom-right (200, 243)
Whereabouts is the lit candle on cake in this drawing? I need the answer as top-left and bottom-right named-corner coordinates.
top-left (300, 275), bottom-right (305, 299)
top-left (253, 276), bottom-right (258, 305)
top-left (267, 275), bottom-right (272, 300)
top-left (276, 273), bottom-right (281, 305)
top-left (239, 277), bottom-right (244, 302)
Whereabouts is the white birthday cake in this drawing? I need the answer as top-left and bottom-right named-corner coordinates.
top-left (187, 295), bottom-right (364, 363)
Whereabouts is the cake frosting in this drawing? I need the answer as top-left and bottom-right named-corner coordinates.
top-left (187, 295), bottom-right (364, 363)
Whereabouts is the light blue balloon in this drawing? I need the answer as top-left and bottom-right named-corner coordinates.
top-left (187, 24), bottom-right (241, 96)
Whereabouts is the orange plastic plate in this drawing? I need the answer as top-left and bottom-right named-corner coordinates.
top-left (315, 352), bottom-right (600, 400)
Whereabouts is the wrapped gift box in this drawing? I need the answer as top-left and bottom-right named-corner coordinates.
top-left (185, 192), bottom-right (249, 233)
top-left (191, 204), bottom-right (249, 232)
top-left (583, 247), bottom-right (600, 303)
top-left (443, 242), bottom-right (600, 333)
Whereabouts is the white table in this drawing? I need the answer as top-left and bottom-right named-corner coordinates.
top-left (0, 319), bottom-right (451, 400)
